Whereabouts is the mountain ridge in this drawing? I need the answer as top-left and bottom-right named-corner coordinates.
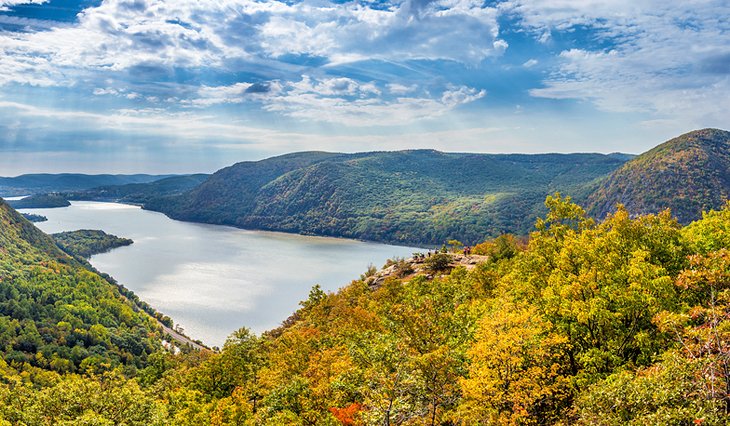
top-left (143, 150), bottom-right (629, 246)
top-left (587, 128), bottom-right (730, 223)
top-left (0, 173), bottom-right (180, 196)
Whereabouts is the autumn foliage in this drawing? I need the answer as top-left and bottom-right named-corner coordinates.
top-left (4, 195), bottom-right (730, 424)
top-left (330, 403), bottom-right (363, 425)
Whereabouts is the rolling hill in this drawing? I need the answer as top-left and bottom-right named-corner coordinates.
top-left (143, 150), bottom-right (630, 246)
top-left (7, 193), bottom-right (71, 209)
top-left (0, 173), bottom-right (179, 197)
top-left (587, 128), bottom-right (730, 223)
top-left (65, 173), bottom-right (210, 204)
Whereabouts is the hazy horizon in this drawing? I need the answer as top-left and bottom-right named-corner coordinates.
top-left (0, 145), bottom-right (648, 176)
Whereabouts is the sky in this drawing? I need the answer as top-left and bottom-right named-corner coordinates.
top-left (0, 0), bottom-right (727, 174)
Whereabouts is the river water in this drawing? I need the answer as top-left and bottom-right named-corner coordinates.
top-left (23, 201), bottom-right (419, 347)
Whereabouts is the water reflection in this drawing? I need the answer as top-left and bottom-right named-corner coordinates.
top-left (25, 201), bottom-right (420, 347)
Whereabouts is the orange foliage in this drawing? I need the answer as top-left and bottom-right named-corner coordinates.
top-left (329, 402), bottom-right (363, 425)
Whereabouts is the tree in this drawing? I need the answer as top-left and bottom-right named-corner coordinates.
top-left (461, 304), bottom-right (570, 424)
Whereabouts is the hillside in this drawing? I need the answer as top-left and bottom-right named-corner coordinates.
top-left (0, 173), bottom-right (178, 197)
top-left (1, 196), bottom-right (730, 423)
top-left (7, 193), bottom-right (71, 209)
top-left (144, 150), bottom-right (629, 246)
top-left (0, 199), bottom-right (164, 374)
top-left (52, 229), bottom-right (133, 258)
top-left (588, 128), bottom-right (730, 223)
top-left (65, 173), bottom-right (210, 204)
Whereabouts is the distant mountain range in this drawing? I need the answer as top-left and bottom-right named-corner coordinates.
top-left (0, 173), bottom-right (179, 196)
top-left (142, 150), bottom-right (629, 246)
top-left (65, 174), bottom-right (210, 205)
top-left (6, 128), bottom-right (729, 247)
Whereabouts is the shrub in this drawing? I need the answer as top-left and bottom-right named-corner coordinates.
top-left (424, 253), bottom-right (451, 273)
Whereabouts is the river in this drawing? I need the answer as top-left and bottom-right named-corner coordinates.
top-left (22, 201), bottom-right (420, 347)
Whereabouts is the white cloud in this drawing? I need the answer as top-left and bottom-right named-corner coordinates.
top-left (256, 0), bottom-right (504, 64)
top-left (0, 0), bottom-right (243, 87)
top-left (0, 0), bottom-right (47, 11)
top-left (0, 0), bottom-right (504, 89)
top-left (261, 77), bottom-right (486, 126)
top-left (190, 83), bottom-right (254, 106)
top-left (387, 83), bottom-right (417, 95)
top-left (522, 58), bottom-right (538, 68)
top-left (0, 0), bottom-right (501, 132)
top-left (94, 87), bottom-right (120, 96)
top-left (510, 0), bottom-right (730, 123)
top-left (181, 77), bottom-right (485, 125)
top-left (289, 76), bottom-right (380, 97)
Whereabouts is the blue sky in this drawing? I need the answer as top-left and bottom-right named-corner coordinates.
top-left (0, 0), bottom-right (727, 174)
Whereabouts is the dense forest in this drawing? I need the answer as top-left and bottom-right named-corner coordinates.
top-left (0, 173), bottom-right (177, 197)
top-left (142, 151), bottom-right (628, 246)
top-left (64, 174), bottom-right (210, 205)
top-left (52, 229), bottom-right (133, 258)
top-left (0, 200), bottom-right (163, 385)
top-left (7, 194), bottom-right (70, 209)
top-left (1, 194), bottom-right (730, 424)
top-left (588, 128), bottom-right (730, 223)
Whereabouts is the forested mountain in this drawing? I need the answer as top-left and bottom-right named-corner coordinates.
top-left (588, 128), bottom-right (730, 223)
top-left (7, 193), bottom-right (71, 209)
top-left (4, 194), bottom-right (730, 424)
top-left (65, 173), bottom-right (210, 204)
top-left (52, 229), bottom-right (133, 258)
top-left (0, 173), bottom-right (179, 196)
top-left (2, 130), bottom-right (730, 423)
top-left (144, 151), bottom-right (629, 246)
top-left (0, 200), bottom-right (162, 374)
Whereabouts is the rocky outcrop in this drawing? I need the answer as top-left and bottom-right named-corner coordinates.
top-left (364, 253), bottom-right (489, 288)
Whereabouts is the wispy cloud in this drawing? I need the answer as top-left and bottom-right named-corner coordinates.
top-left (0, 99), bottom-right (514, 155)
top-left (180, 76), bottom-right (486, 126)
top-left (0, 0), bottom-right (47, 11)
top-left (260, 77), bottom-right (486, 126)
top-left (510, 0), bottom-right (730, 123)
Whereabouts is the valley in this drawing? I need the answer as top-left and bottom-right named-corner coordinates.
top-left (2, 128), bottom-right (730, 423)
top-left (23, 201), bottom-right (418, 347)
top-left (0, 0), bottom-right (725, 422)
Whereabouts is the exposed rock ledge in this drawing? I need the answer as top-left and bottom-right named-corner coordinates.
top-left (365, 253), bottom-right (489, 288)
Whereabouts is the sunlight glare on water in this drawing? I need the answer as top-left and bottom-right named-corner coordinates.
top-left (26, 201), bottom-right (420, 347)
